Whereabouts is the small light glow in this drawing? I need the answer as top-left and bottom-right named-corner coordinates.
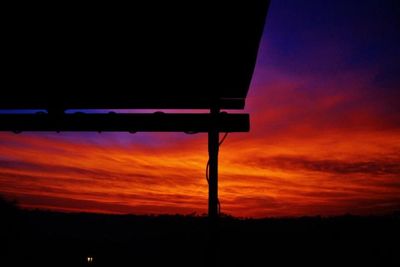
top-left (87, 256), bottom-right (93, 263)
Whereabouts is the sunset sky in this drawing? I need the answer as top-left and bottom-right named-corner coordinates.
top-left (1, 0), bottom-right (399, 217)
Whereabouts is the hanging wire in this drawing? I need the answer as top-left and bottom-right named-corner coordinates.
top-left (206, 160), bottom-right (210, 183)
top-left (219, 132), bottom-right (228, 146)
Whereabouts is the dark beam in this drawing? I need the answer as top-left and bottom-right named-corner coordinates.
top-left (0, 113), bottom-right (249, 133)
top-left (0, 97), bottom-right (245, 110)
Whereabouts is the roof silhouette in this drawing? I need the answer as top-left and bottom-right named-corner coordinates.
top-left (2, 1), bottom-right (270, 110)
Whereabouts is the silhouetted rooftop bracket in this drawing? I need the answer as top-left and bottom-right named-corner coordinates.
top-left (0, 1), bottom-right (271, 226)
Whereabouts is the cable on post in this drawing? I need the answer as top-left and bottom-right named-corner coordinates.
top-left (206, 132), bottom-right (228, 215)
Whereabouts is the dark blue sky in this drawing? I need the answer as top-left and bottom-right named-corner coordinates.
top-left (255, 0), bottom-right (399, 81)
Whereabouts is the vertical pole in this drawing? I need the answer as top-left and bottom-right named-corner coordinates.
top-left (208, 107), bottom-right (219, 219)
top-left (208, 107), bottom-right (220, 267)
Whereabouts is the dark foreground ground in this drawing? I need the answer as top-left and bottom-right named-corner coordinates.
top-left (1, 202), bottom-right (399, 266)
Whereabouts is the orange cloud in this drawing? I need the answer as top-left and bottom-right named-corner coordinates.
top-left (0, 117), bottom-right (399, 218)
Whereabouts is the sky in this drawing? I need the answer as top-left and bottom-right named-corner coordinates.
top-left (1, 0), bottom-right (399, 217)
